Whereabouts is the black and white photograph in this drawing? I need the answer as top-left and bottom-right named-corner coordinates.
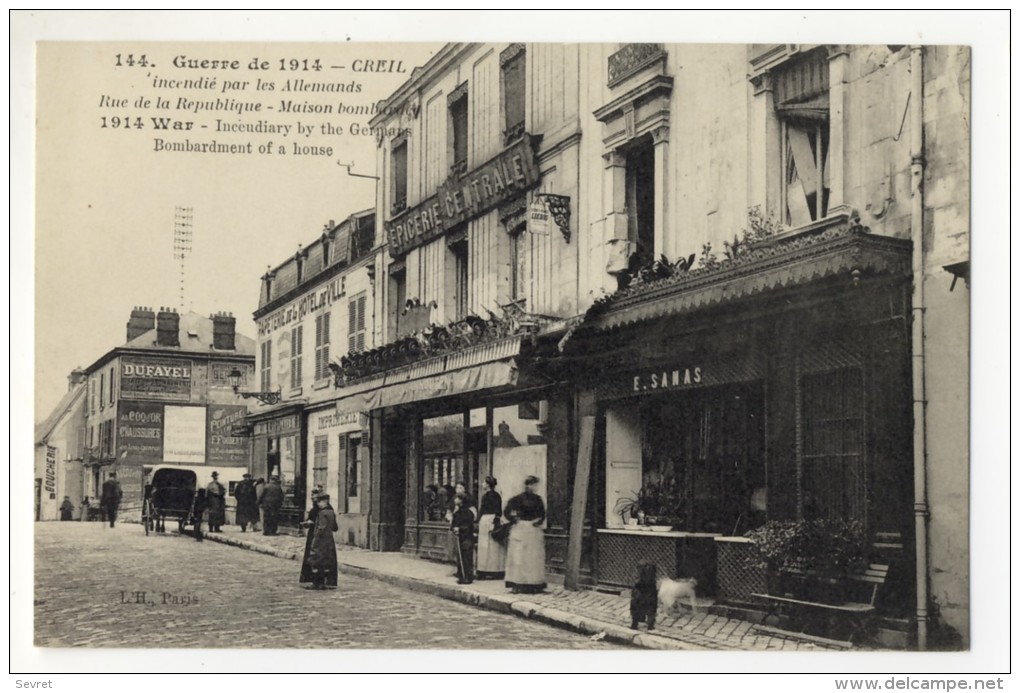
top-left (12, 9), bottom-right (1010, 682)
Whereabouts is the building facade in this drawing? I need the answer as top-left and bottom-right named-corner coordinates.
top-left (268, 42), bottom-right (968, 648)
top-left (34, 370), bottom-right (87, 520)
top-left (77, 307), bottom-right (256, 519)
top-left (250, 209), bottom-right (377, 537)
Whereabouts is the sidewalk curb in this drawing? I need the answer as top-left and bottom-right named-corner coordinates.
top-left (197, 531), bottom-right (703, 650)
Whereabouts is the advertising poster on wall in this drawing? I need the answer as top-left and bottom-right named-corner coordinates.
top-left (116, 400), bottom-right (164, 461)
top-left (163, 405), bottom-right (206, 463)
top-left (120, 357), bottom-right (192, 402)
top-left (207, 404), bottom-right (249, 464)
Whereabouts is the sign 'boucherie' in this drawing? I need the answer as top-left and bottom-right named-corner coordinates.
top-left (386, 135), bottom-right (540, 257)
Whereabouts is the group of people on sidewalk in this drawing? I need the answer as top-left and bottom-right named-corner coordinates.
top-left (451, 475), bottom-right (548, 595)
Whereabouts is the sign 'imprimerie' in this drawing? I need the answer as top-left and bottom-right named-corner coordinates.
top-left (386, 135), bottom-right (540, 257)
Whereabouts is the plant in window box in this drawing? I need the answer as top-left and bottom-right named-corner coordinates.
top-left (743, 518), bottom-right (868, 602)
top-left (638, 477), bottom-right (683, 528)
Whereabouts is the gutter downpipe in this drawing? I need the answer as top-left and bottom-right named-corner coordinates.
top-left (909, 44), bottom-right (930, 651)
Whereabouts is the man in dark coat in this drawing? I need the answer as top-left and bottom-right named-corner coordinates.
top-left (232, 473), bottom-right (259, 532)
top-left (59, 496), bottom-right (74, 521)
top-left (258, 476), bottom-right (284, 536)
top-left (100, 472), bottom-right (123, 528)
top-left (450, 493), bottom-right (476, 585)
top-left (205, 471), bottom-right (226, 533)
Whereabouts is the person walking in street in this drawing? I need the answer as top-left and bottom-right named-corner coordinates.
top-left (259, 476), bottom-right (284, 536)
top-left (450, 492), bottom-right (475, 585)
top-left (190, 487), bottom-right (207, 542)
top-left (476, 476), bottom-right (506, 580)
top-left (59, 496), bottom-right (74, 521)
top-left (205, 471), bottom-right (226, 533)
top-left (80, 496), bottom-right (91, 522)
top-left (232, 473), bottom-right (259, 533)
top-left (304, 493), bottom-right (338, 589)
top-left (100, 472), bottom-right (123, 528)
top-left (504, 475), bottom-right (547, 594)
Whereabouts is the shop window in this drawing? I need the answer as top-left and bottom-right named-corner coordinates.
top-left (625, 136), bottom-right (656, 269)
top-left (391, 139), bottom-right (408, 214)
top-left (314, 313), bottom-right (331, 381)
top-left (604, 385), bottom-right (766, 534)
top-left (776, 48), bottom-right (830, 226)
top-left (449, 86), bottom-right (468, 176)
top-left (348, 293), bottom-right (366, 354)
top-left (800, 367), bottom-right (865, 522)
top-left (343, 433), bottom-right (363, 514)
top-left (290, 325), bottom-right (303, 389)
top-left (421, 413), bottom-right (466, 522)
top-left (501, 44), bottom-right (526, 145)
top-left (491, 401), bottom-right (547, 523)
top-left (312, 436), bottom-right (328, 491)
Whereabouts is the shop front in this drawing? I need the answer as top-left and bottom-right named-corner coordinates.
top-left (306, 404), bottom-right (372, 547)
top-left (250, 404), bottom-right (306, 526)
top-left (564, 219), bottom-right (915, 603)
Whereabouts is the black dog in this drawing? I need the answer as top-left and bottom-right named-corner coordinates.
top-left (630, 560), bottom-right (658, 630)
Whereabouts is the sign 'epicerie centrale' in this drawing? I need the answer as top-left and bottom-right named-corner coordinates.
top-left (385, 135), bottom-right (540, 257)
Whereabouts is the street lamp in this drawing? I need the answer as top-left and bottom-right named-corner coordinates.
top-left (229, 368), bottom-right (282, 406)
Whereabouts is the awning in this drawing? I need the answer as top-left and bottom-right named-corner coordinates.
top-left (332, 335), bottom-right (524, 414)
top-left (334, 358), bottom-right (519, 414)
top-left (591, 218), bottom-right (911, 332)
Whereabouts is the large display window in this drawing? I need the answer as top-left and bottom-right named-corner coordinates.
top-left (604, 384), bottom-right (765, 535)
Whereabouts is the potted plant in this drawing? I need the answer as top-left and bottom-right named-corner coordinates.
top-left (638, 477), bottom-right (684, 529)
top-left (613, 492), bottom-right (642, 526)
top-left (743, 518), bottom-right (868, 602)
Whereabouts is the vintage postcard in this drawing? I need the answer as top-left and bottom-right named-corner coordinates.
top-left (14, 10), bottom-right (1010, 680)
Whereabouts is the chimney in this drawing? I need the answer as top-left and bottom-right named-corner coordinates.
top-left (156, 307), bottom-right (180, 347)
top-left (67, 368), bottom-right (87, 391)
top-left (126, 306), bottom-right (156, 342)
top-left (212, 312), bottom-right (236, 351)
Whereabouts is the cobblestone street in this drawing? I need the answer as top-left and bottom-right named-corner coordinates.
top-left (34, 522), bottom-right (626, 649)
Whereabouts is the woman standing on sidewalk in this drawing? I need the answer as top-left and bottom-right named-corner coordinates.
top-left (299, 487), bottom-right (326, 586)
top-left (503, 475), bottom-right (547, 595)
top-left (476, 476), bottom-right (506, 580)
top-left (304, 494), bottom-right (339, 590)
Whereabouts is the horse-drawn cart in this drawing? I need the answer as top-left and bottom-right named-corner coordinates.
top-left (142, 467), bottom-right (203, 536)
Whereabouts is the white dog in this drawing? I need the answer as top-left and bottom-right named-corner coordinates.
top-left (658, 577), bottom-right (698, 614)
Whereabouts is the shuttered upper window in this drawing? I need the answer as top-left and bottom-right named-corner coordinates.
top-left (348, 293), bottom-right (366, 354)
top-left (314, 313), bottom-right (331, 381)
top-left (501, 44), bottom-right (526, 145)
top-left (776, 48), bottom-right (830, 227)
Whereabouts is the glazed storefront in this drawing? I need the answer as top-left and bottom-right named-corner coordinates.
top-left (249, 403), bottom-right (306, 526)
top-left (565, 220), bottom-right (915, 602)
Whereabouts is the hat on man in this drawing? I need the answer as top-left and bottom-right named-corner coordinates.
top-left (242, 472), bottom-right (252, 478)
top-left (524, 475), bottom-right (540, 486)
top-left (211, 471), bottom-right (219, 478)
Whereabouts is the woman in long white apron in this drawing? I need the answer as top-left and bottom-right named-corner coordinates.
top-left (476, 476), bottom-right (506, 580)
top-left (503, 475), bottom-right (547, 594)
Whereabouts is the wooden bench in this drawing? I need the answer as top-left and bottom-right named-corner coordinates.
top-left (751, 563), bottom-right (889, 648)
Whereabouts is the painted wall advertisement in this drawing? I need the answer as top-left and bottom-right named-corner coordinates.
top-left (116, 401), bottom-right (164, 461)
top-left (163, 405), bottom-right (207, 463)
top-left (44, 445), bottom-right (57, 499)
top-left (207, 404), bottom-right (249, 464)
top-left (120, 357), bottom-right (193, 402)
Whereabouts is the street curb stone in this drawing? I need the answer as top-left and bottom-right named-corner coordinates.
top-left (194, 531), bottom-right (703, 650)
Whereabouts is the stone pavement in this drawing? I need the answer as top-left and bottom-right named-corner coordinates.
top-left (33, 522), bottom-right (627, 649)
top-left (200, 525), bottom-right (839, 651)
